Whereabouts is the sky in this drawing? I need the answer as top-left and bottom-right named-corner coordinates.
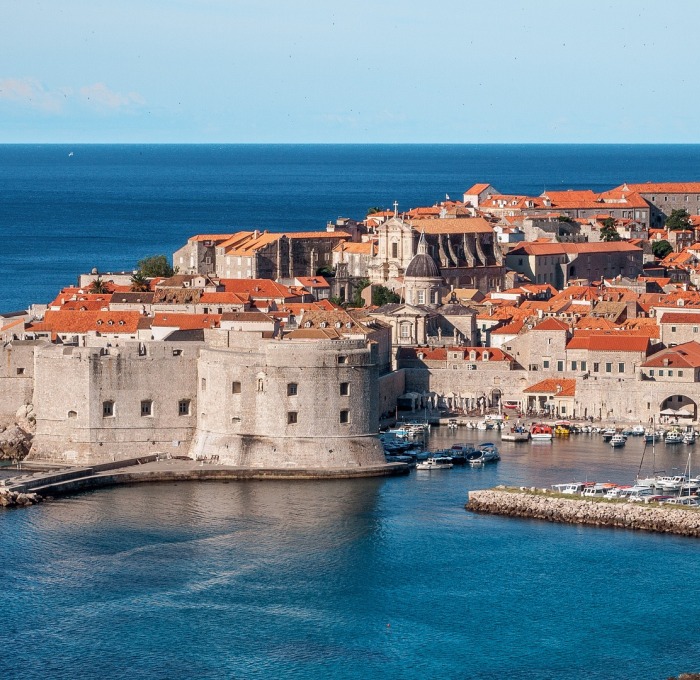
top-left (1, 0), bottom-right (699, 143)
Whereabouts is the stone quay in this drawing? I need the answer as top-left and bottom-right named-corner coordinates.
top-left (466, 487), bottom-right (700, 537)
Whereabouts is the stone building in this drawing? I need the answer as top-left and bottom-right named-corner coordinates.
top-left (614, 182), bottom-right (700, 227)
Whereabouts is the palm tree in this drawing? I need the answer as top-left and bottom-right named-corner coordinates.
top-left (89, 277), bottom-right (109, 294)
top-left (130, 271), bottom-right (149, 292)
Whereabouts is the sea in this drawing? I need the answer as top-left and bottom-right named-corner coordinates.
top-left (3, 145), bottom-right (700, 679)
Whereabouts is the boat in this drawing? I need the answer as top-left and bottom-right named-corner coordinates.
top-left (551, 482), bottom-right (587, 495)
top-left (501, 425), bottom-right (530, 442)
top-left (502, 400), bottom-right (519, 410)
top-left (469, 444), bottom-right (500, 466)
top-left (631, 425), bottom-right (646, 436)
top-left (610, 433), bottom-right (626, 448)
top-left (581, 483), bottom-right (619, 497)
top-left (415, 457), bottom-right (453, 470)
top-left (655, 475), bottom-right (688, 492)
top-left (447, 418), bottom-right (458, 430)
top-left (683, 426), bottom-right (696, 445)
top-left (665, 430), bottom-right (683, 445)
top-left (554, 421), bottom-right (571, 437)
top-left (601, 428), bottom-right (617, 442)
top-left (644, 429), bottom-right (663, 443)
top-left (530, 423), bottom-right (553, 441)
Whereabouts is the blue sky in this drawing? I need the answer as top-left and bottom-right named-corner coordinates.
top-left (1, 0), bottom-right (698, 143)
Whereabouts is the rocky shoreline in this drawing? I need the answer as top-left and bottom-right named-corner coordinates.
top-left (0, 489), bottom-right (42, 508)
top-left (467, 487), bottom-right (700, 537)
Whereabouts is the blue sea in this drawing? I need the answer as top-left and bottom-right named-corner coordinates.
top-left (3, 143), bottom-right (700, 311)
top-left (3, 145), bottom-right (700, 679)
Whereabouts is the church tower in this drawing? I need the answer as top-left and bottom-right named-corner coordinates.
top-left (404, 232), bottom-right (442, 307)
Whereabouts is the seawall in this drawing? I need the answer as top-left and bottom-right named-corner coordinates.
top-left (466, 488), bottom-right (700, 537)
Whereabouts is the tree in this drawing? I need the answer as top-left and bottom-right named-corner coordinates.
top-left (600, 217), bottom-right (621, 242)
top-left (89, 277), bottom-right (109, 294)
top-left (130, 271), bottom-right (150, 292)
top-left (315, 266), bottom-right (335, 278)
top-left (349, 278), bottom-right (370, 307)
top-left (665, 208), bottom-right (692, 231)
top-left (137, 254), bottom-right (174, 278)
top-left (371, 285), bottom-right (400, 306)
top-left (652, 239), bottom-right (673, 259)
top-left (367, 207), bottom-right (385, 215)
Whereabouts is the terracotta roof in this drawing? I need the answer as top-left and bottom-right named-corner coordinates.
top-left (658, 312), bottom-right (700, 325)
top-left (642, 341), bottom-right (700, 368)
top-left (617, 182), bottom-right (700, 194)
top-left (36, 310), bottom-right (142, 334)
top-left (509, 242), bottom-right (642, 256)
top-left (220, 312), bottom-right (273, 323)
top-left (532, 317), bottom-right (569, 332)
top-left (464, 183), bottom-right (492, 195)
top-left (286, 231), bottom-right (351, 239)
top-left (295, 276), bottom-right (330, 288)
top-left (490, 320), bottom-right (525, 335)
top-left (152, 313), bottom-right (221, 329)
top-left (408, 217), bottom-right (493, 235)
top-left (523, 378), bottom-right (576, 396)
top-left (333, 241), bottom-right (376, 255)
top-left (566, 332), bottom-right (650, 352)
top-left (397, 346), bottom-right (512, 362)
top-left (218, 279), bottom-right (299, 299)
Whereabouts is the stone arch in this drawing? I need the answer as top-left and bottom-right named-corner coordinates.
top-left (659, 394), bottom-right (697, 420)
top-left (491, 388), bottom-right (502, 407)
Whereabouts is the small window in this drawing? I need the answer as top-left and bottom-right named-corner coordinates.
top-left (605, 363), bottom-right (612, 373)
top-left (287, 411), bottom-right (298, 424)
top-left (287, 383), bottom-right (298, 396)
top-left (649, 369), bottom-right (655, 376)
top-left (659, 370), bottom-right (664, 376)
top-left (543, 360), bottom-right (550, 369)
top-left (232, 381), bottom-right (241, 394)
top-left (68, 410), bottom-right (77, 419)
top-left (201, 378), bottom-right (207, 391)
top-left (557, 360), bottom-right (564, 372)
top-left (679, 370), bottom-right (684, 377)
top-left (141, 400), bottom-right (153, 417)
top-left (671, 326), bottom-right (677, 333)
top-left (593, 363), bottom-right (599, 373)
top-left (339, 410), bottom-right (350, 424)
top-left (338, 356), bottom-right (347, 364)
top-left (103, 401), bottom-right (114, 417)
top-left (16, 367), bottom-right (25, 375)
top-left (340, 382), bottom-right (349, 396)
top-left (618, 363), bottom-right (625, 373)
top-left (172, 349), bottom-right (182, 356)
top-left (581, 361), bottom-right (587, 371)
top-left (571, 361), bottom-right (577, 371)
top-left (178, 400), bottom-right (190, 416)
top-left (668, 370), bottom-right (674, 377)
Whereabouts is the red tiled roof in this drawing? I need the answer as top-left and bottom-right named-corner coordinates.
top-left (532, 317), bottom-right (569, 332)
top-left (34, 310), bottom-right (142, 334)
top-left (566, 332), bottom-right (650, 352)
top-left (524, 378), bottom-right (576, 396)
top-left (152, 313), bottom-right (221, 329)
top-left (642, 341), bottom-right (700, 368)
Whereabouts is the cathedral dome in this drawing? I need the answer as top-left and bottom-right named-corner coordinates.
top-left (405, 252), bottom-right (441, 279)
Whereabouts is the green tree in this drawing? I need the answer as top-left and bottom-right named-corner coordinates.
top-left (600, 217), bottom-right (621, 242)
top-left (315, 266), bottom-right (335, 278)
top-left (652, 240), bottom-right (673, 259)
top-left (130, 271), bottom-right (150, 292)
top-left (371, 285), bottom-right (401, 306)
top-left (349, 278), bottom-right (370, 307)
top-left (89, 277), bottom-right (109, 294)
top-left (367, 207), bottom-right (385, 215)
top-left (137, 254), bottom-right (174, 278)
top-left (665, 208), bottom-right (692, 231)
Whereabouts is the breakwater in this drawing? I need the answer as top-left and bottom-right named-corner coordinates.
top-left (467, 487), bottom-right (700, 537)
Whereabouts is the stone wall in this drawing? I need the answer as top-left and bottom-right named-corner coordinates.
top-left (0, 342), bottom-right (37, 425)
top-left (30, 342), bottom-right (198, 464)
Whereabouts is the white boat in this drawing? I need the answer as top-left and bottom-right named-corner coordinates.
top-left (665, 430), bottom-right (683, 445)
top-left (581, 483), bottom-right (619, 497)
top-left (469, 446), bottom-right (501, 466)
top-left (530, 423), bottom-right (553, 441)
top-left (551, 482), bottom-right (587, 495)
top-left (631, 425), bottom-right (646, 436)
top-left (616, 486), bottom-right (654, 501)
top-left (655, 475), bottom-right (688, 492)
top-left (501, 426), bottom-right (529, 442)
top-left (447, 419), bottom-right (458, 430)
top-left (416, 457), bottom-right (453, 470)
top-left (661, 496), bottom-right (700, 506)
top-left (610, 434), bottom-right (626, 448)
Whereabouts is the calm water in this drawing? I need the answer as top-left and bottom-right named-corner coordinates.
top-left (2, 432), bottom-right (700, 680)
top-left (3, 144), bottom-right (700, 311)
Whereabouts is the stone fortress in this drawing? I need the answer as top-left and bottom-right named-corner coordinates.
top-left (6, 181), bottom-right (700, 468)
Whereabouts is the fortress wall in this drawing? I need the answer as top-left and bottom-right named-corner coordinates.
top-left (190, 339), bottom-right (386, 467)
top-left (30, 343), bottom-right (198, 464)
top-left (0, 343), bottom-right (36, 423)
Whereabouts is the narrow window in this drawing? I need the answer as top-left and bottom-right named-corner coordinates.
top-left (103, 401), bottom-right (114, 417)
top-left (593, 363), bottom-right (599, 373)
top-left (141, 400), bottom-right (153, 417)
top-left (287, 383), bottom-right (298, 396)
top-left (339, 410), bottom-right (350, 424)
top-left (232, 381), bottom-right (241, 394)
top-left (557, 360), bottom-right (564, 372)
top-left (340, 382), bottom-right (350, 396)
top-left (581, 361), bottom-right (587, 371)
top-left (668, 370), bottom-right (674, 376)
top-left (679, 370), bottom-right (684, 377)
top-left (649, 369), bottom-right (655, 376)
top-left (543, 360), bottom-right (550, 369)
top-left (605, 363), bottom-right (612, 373)
top-left (287, 411), bottom-right (298, 424)
top-left (391, 242), bottom-right (398, 258)
top-left (178, 400), bottom-right (190, 416)
top-left (618, 363), bottom-right (625, 373)
top-left (659, 370), bottom-right (664, 376)
top-left (201, 378), bottom-right (207, 391)
top-left (571, 360), bottom-right (577, 371)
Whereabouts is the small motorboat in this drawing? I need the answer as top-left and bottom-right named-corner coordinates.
top-left (416, 457), bottom-right (453, 470)
top-left (530, 423), bottom-right (553, 441)
top-left (610, 434), bottom-right (626, 448)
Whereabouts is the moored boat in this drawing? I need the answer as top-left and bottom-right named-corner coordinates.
top-left (416, 457), bottom-right (453, 470)
top-left (610, 433), bottom-right (626, 448)
top-left (530, 423), bottom-right (553, 441)
top-left (501, 425), bottom-right (530, 442)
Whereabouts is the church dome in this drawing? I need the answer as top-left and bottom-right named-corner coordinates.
top-left (405, 232), bottom-right (440, 279)
top-left (405, 252), bottom-right (441, 279)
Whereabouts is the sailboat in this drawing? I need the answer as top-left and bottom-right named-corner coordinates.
top-left (635, 416), bottom-right (666, 488)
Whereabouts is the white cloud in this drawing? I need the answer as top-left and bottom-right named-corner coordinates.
top-left (0, 77), bottom-right (64, 112)
top-left (78, 82), bottom-right (145, 111)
